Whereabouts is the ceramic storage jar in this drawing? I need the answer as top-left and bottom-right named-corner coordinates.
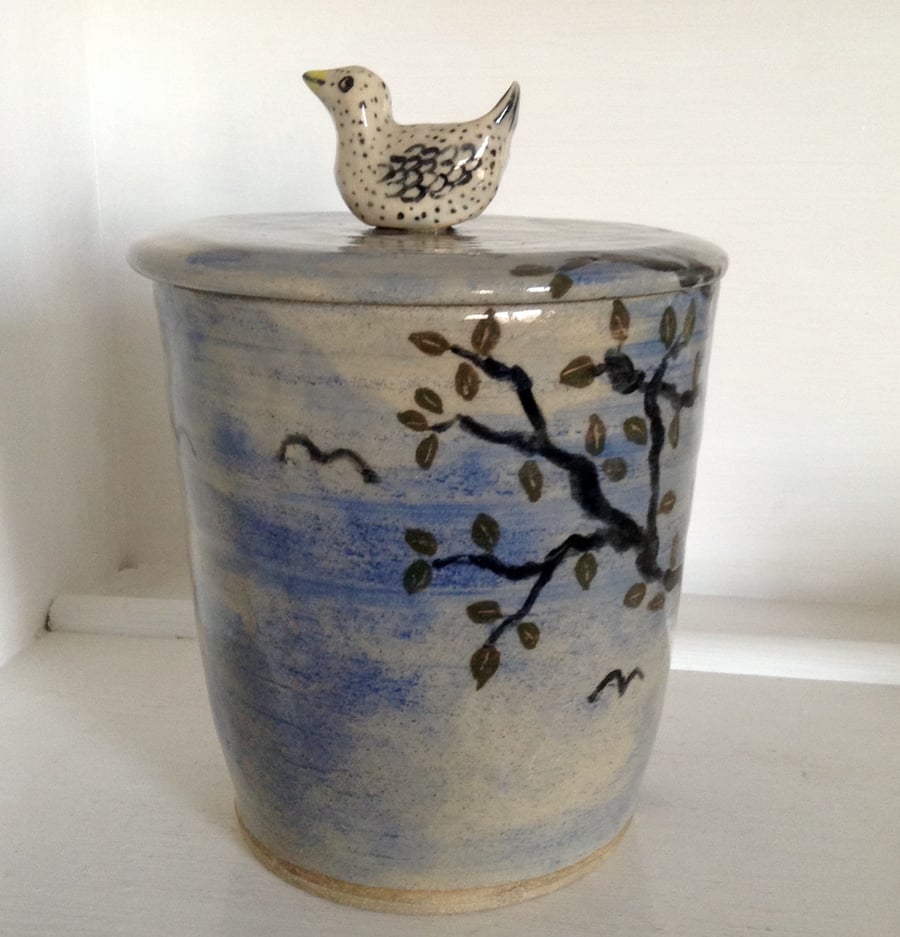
top-left (129, 212), bottom-right (726, 913)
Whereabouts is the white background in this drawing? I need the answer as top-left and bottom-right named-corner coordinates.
top-left (1, 0), bottom-right (898, 664)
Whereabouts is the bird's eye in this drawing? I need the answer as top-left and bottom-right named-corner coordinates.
top-left (338, 76), bottom-right (354, 93)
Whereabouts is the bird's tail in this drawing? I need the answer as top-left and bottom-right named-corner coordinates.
top-left (490, 81), bottom-right (520, 131)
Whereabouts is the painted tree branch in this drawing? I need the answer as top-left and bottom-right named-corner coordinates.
top-left (448, 344), bottom-right (692, 567)
top-left (436, 529), bottom-right (610, 646)
top-left (401, 299), bottom-right (702, 691)
top-left (446, 347), bottom-right (648, 551)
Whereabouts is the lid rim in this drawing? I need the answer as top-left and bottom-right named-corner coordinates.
top-left (129, 212), bottom-right (727, 304)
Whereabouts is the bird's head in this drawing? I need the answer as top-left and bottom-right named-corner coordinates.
top-left (303, 66), bottom-right (392, 129)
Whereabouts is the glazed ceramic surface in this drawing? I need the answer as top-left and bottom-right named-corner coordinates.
top-left (303, 67), bottom-right (519, 231)
top-left (130, 214), bottom-right (726, 911)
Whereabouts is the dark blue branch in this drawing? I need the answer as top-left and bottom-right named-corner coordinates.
top-left (442, 320), bottom-right (701, 605)
top-left (486, 530), bottom-right (609, 644)
top-left (434, 529), bottom-right (609, 645)
top-left (433, 553), bottom-right (547, 580)
top-left (456, 414), bottom-right (644, 550)
top-left (450, 345), bottom-right (548, 435)
top-left (638, 362), bottom-right (667, 579)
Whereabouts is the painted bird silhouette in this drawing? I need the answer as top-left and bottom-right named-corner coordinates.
top-left (303, 66), bottom-right (519, 232)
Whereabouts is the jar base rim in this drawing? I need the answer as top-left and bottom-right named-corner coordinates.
top-left (236, 808), bottom-right (631, 914)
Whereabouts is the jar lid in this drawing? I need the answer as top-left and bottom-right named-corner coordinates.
top-left (129, 212), bottom-right (726, 305)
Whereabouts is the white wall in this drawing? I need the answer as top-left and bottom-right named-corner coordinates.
top-left (0, 1), bottom-right (123, 664)
top-left (2, 0), bottom-right (897, 661)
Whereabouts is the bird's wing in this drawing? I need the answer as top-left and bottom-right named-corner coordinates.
top-left (379, 137), bottom-right (487, 203)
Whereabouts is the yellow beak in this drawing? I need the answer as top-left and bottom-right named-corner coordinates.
top-left (303, 70), bottom-right (329, 87)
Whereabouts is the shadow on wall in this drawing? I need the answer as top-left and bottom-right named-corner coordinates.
top-left (0, 0), bottom-right (123, 665)
top-left (0, 280), bottom-right (120, 664)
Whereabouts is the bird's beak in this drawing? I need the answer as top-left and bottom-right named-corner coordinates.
top-left (303, 70), bottom-right (328, 87)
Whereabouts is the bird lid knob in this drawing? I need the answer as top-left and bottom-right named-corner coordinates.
top-left (303, 65), bottom-right (519, 233)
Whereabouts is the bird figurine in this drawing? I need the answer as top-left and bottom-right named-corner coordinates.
top-left (303, 66), bottom-right (519, 232)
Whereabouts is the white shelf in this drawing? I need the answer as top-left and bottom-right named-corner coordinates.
top-left (2, 620), bottom-right (898, 936)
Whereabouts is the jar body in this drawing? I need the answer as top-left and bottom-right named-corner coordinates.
top-left (155, 281), bottom-right (718, 910)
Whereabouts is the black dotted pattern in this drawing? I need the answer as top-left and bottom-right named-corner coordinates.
top-left (379, 143), bottom-right (483, 203)
top-left (306, 66), bottom-right (518, 229)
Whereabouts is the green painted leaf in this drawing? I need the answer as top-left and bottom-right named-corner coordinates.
top-left (658, 490), bottom-right (677, 514)
top-left (692, 351), bottom-right (703, 394)
top-left (518, 460), bottom-right (543, 502)
top-left (471, 310), bottom-right (501, 356)
top-left (560, 355), bottom-right (596, 388)
top-left (471, 513), bottom-right (501, 552)
top-left (670, 531), bottom-right (681, 569)
top-left (404, 528), bottom-right (438, 555)
top-left (623, 583), bottom-right (646, 608)
top-left (663, 567), bottom-right (681, 592)
top-left (455, 361), bottom-right (480, 401)
top-left (648, 592), bottom-right (666, 612)
top-left (397, 409), bottom-right (429, 432)
top-left (558, 255), bottom-right (597, 273)
top-left (575, 552), bottom-right (598, 590)
top-left (414, 387), bottom-right (443, 414)
top-left (602, 457), bottom-right (627, 482)
top-left (510, 263), bottom-right (555, 276)
top-left (660, 306), bottom-right (677, 349)
top-left (682, 299), bottom-right (697, 342)
top-left (415, 433), bottom-right (439, 469)
top-left (623, 416), bottom-right (648, 445)
top-left (610, 299), bottom-right (630, 344)
top-left (403, 559), bottom-right (432, 595)
top-left (517, 621), bottom-right (540, 649)
top-left (409, 331), bottom-right (450, 356)
top-left (669, 412), bottom-right (681, 449)
top-left (550, 273), bottom-right (574, 298)
top-left (470, 644), bottom-right (500, 690)
top-left (585, 414), bottom-right (606, 456)
top-left (466, 600), bottom-right (503, 624)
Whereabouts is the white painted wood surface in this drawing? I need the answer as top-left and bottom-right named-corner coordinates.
top-left (48, 565), bottom-right (197, 639)
top-left (1, 629), bottom-right (897, 936)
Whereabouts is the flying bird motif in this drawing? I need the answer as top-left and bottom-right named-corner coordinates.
top-left (303, 65), bottom-right (519, 231)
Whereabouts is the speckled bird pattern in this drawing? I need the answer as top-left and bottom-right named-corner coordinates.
top-left (303, 66), bottom-right (519, 232)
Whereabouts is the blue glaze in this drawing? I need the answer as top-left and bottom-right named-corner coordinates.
top-left (144, 221), bottom-right (724, 900)
top-left (187, 247), bottom-right (249, 267)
